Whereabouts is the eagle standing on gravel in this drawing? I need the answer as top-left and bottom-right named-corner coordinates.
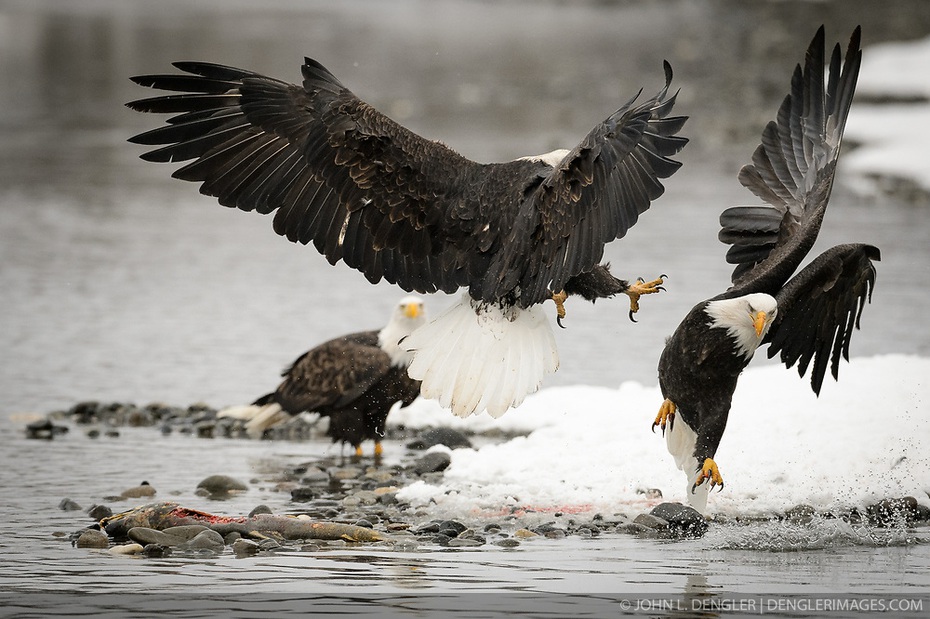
top-left (220, 296), bottom-right (426, 456)
top-left (654, 26), bottom-right (878, 513)
top-left (126, 56), bottom-right (687, 418)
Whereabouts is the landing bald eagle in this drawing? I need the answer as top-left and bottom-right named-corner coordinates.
top-left (220, 296), bottom-right (426, 455)
top-left (126, 56), bottom-right (687, 418)
top-left (654, 26), bottom-right (878, 513)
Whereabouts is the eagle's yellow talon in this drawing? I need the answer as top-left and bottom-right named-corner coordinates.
top-left (625, 275), bottom-right (666, 319)
top-left (692, 458), bottom-right (725, 492)
top-left (551, 290), bottom-right (568, 328)
top-left (354, 445), bottom-right (363, 457)
top-left (373, 441), bottom-right (383, 457)
top-left (653, 398), bottom-right (677, 435)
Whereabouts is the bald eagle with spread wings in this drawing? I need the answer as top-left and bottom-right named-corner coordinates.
top-left (127, 56), bottom-right (687, 418)
top-left (654, 26), bottom-right (878, 513)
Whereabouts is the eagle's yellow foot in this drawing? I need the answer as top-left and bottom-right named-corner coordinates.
top-left (652, 399), bottom-right (677, 435)
top-left (551, 290), bottom-right (568, 328)
top-left (692, 458), bottom-right (725, 493)
top-left (373, 441), bottom-right (383, 457)
top-left (354, 445), bottom-right (363, 457)
top-left (625, 275), bottom-right (666, 322)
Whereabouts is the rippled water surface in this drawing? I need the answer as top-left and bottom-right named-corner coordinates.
top-left (2, 0), bottom-right (930, 615)
top-left (2, 424), bottom-right (928, 616)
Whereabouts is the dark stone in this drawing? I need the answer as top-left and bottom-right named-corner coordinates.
top-left (406, 427), bottom-right (473, 450)
top-left (448, 537), bottom-right (483, 547)
top-left (163, 525), bottom-right (211, 541)
top-left (75, 529), bottom-right (109, 549)
top-left (494, 538), bottom-right (520, 548)
top-left (649, 502), bottom-right (708, 538)
top-left (867, 497), bottom-right (920, 526)
top-left (439, 520), bottom-right (467, 535)
top-left (120, 481), bottom-right (156, 498)
top-left (26, 419), bottom-right (55, 440)
top-left (232, 538), bottom-right (260, 557)
top-left (196, 475), bottom-right (248, 496)
top-left (785, 504), bottom-right (817, 525)
top-left (142, 543), bottom-right (171, 558)
top-left (58, 498), bottom-right (82, 511)
top-left (354, 519), bottom-right (374, 529)
top-left (87, 504), bottom-right (112, 521)
top-left (249, 504), bottom-right (273, 517)
top-left (633, 513), bottom-right (669, 530)
top-left (412, 451), bottom-right (452, 475)
top-left (290, 488), bottom-right (318, 502)
top-left (128, 527), bottom-right (186, 547)
top-left (544, 529), bottom-right (566, 539)
top-left (182, 529), bottom-right (225, 551)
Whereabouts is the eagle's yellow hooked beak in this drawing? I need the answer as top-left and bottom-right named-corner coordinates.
top-left (404, 303), bottom-right (421, 319)
top-left (753, 310), bottom-right (767, 337)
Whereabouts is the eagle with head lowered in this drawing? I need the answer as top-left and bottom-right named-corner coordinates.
top-left (654, 26), bottom-right (878, 513)
top-left (219, 296), bottom-right (426, 456)
top-left (126, 56), bottom-right (687, 418)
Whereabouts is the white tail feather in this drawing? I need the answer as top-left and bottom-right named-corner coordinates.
top-left (241, 403), bottom-right (289, 439)
top-left (404, 295), bottom-right (559, 418)
top-left (216, 404), bottom-right (263, 421)
top-left (665, 414), bottom-right (709, 515)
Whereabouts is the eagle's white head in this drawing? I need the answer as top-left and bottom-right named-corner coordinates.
top-left (379, 295), bottom-right (428, 367)
top-left (705, 293), bottom-right (778, 361)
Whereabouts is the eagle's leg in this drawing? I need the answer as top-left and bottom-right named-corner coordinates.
top-left (354, 445), bottom-right (364, 457)
top-left (373, 441), bottom-right (384, 457)
top-left (550, 290), bottom-right (568, 328)
top-left (624, 275), bottom-right (666, 322)
top-left (692, 458), bottom-right (725, 492)
top-left (652, 398), bottom-right (677, 435)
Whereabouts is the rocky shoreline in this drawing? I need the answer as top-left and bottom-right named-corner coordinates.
top-left (26, 400), bottom-right (930, 558)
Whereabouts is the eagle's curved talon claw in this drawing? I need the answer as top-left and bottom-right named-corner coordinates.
top-left (692, 458), bottom-right (724, 493)
top-left (653, 399), bottom-right (676, 436)
top-left (557, 315), bottom-right (566, 329)
top-left (629, 309), bottom-right (637, 323)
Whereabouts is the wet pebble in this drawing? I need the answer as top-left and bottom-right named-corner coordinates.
top-left (58, 498), bottom-right (82, 511)
top-left (447, 537), bottom-right (483, 547)
top-left (412, 451), bottom-right (452, 475)
top-left (867, 496), bottom-right (920, 526)
top-left (785, 504), bottom-right (817, 525)
top-left (128, 527), bottom-right (186, 547)
top-left (494, 538), bottom-right (520, 548)
top-left (25, 418), bottom-right (68, 440)
top-left (141, 544), bottom-right (171, 558)
top-left (232, 538), bottom-right (261, 557)
top-left (75, 529), bottom-right (109, 549)
top-left (183, 529), bottom-right (225, 551)
top-left (196, 475), bottom-right (248, 496)
top-left (109, 543), bottom-right (144, 555)
top-left (649, 502), bottom-right (708, 538)
top-left (249, 504), bottom-right (273, 517)
top-left (406, 427), bottom-right (473, 450)
top-left (120, 481), bottom-right (156, 499)
top-left (632, 512), bottom-right (669, 531)
top-left (87, 504), bottom-right (112, 521)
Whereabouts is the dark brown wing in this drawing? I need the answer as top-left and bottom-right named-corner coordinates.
top-left (718, 26), bottom-right (862, 293)
top-left (128, 59), bottom-right (472, 295)
top-left (764, 243), bottom-right (879, 394)
top-left (515, 61), bottom-right (688, 303)
top-left (127, 58), bottom-right (686, 307)
top-left (273, 331), bottom-right (392, 413)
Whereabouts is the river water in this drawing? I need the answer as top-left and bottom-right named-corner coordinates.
top-left (1, 0), bottom-right (929, 615)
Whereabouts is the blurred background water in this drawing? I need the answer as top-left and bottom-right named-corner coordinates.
top-left (2, 0), bottom-right (929, 415)
top-left (1, 0), bottom-right (929, 612)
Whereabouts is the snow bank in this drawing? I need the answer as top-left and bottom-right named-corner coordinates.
top-left (390, 355), bottom-right (930, 519)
